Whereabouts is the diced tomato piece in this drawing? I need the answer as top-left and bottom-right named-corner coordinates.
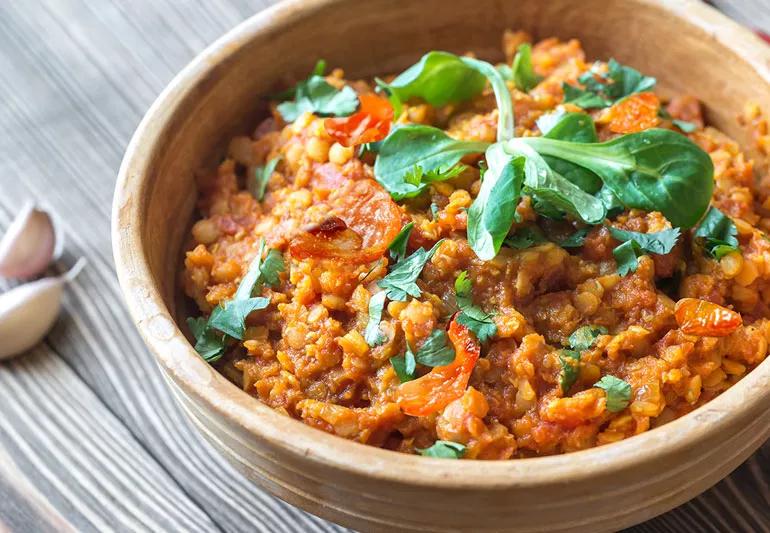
top-left (324, 94), bottom-right (393, 147)
top-left (289, 179), bottom-right (402, 263)
top-left (607, 92), bottom-right (660, 134)
top-left (674, 298), bottom-right (742, 337)
top-left (396, 320), bottom-right (481, 417)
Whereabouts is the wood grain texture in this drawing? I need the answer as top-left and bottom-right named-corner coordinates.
top-left (0, 0), bottom-right (768, 532)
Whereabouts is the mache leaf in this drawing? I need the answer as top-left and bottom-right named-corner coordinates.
top-left (511, 43), bottom-right (542, 92)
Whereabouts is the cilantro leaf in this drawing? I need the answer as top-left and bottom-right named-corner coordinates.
top-left (190, 239), bottom-right (284, 361)
top-left (364, 291), bottom-right (387, 347)
top-left (613, 240), bottom-right (642, 276)
top-left (454, 271), bottom-right (497, 343)
top-left (404, 163), bottom-right (466, 188)
top-left (558, 349), bottom-right (580, 394)
top-left (388, 223), bottom-right (414, 261)
top-left (207, 297), bottom-right (270, 340)
top-left (390, 348), bottom-right (416, 383)
top-left (563, 59), bottom-right (656, 110)
top-left (511, 43), bottom-right (542, 92)
top-left (694, 206), bottom-right (739, 260)
top-left (187, 317), bottom-right (226, 362)
top-left (413, 329), bottom-right (456, 366)
top-left (250, 156), bottom-right (282, 201)
top-left (275, 63), bottom-right (359, 122)
top-left (377, 240), bottom-right (443, 301)
top-left (417, 440), bottom-right (466, 458)
top-left (556, 227), bottom-right (590, 248)
top-left (594, 375), bottom-right (632, 412)
top-left (609, 227), bottom-right (680, 276)
top-left (504, 226), bottom-right (548, 250)
top-left (568, 325), bottom-right (608, 351)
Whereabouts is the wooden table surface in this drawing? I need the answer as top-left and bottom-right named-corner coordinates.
top-left (0, 1), bottom-right (768, 531)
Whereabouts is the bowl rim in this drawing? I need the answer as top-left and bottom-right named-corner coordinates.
top-left (113, 0), bottom-right (770, 490)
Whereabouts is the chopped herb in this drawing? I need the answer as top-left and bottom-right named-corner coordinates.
top-left (388, 222), bottom-right (414, 261)
top-left (377, 240), bottom-right (443, 301)
top-left (504, 226), bottom-right (548, 250)
top-left (511, 43), bottom-right (542, 92)
top-left (596, 185), bottom-right (625, 218)
top-left (364, 291), bottom-right (387, 347)
top-left (558, 349), bottom-right (581, 393)
top-left (672, 119), bottom-right (698, 133)
top-left (417, 440), bottom-right (466, 459)
top-left (390, 348), bottom-right (416, 383)
top-left (556, 227), bottom-right (590, 248)
top-left (694, 206), bottom-right (739, 259)
top-left (568, 325), bottom-right (608, 351)
top-left (608, 227), bottom-right (681, 255)
top-left (613, 240), bottom-right (643, 276)
top-left (413, 329), bottom-right (456, 366)
top-left (374, 77), bottom-right (403, 120)
top-left (275, 62), bottom-right (359, 122)
top-left (187, 317), bottom-right (226, 362)
top-left (609, 226), bottom-right (680, 276)
top-left (430, 202), bottom-right (440, 220)
top-left (594, 375), bottom-right (632, 412)
top-left (454, 271), bottom-right (497, 343)
top-left (404, 163), bottom-right (466, 187)
top-left (563, 59), bottom-right (656, 110)
top-left (190, 240), bottom-right (283, 360)
top-left (250, 156), bottom-right (282, 201)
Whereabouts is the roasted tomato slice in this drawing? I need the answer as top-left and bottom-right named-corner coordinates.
top-left (324, 94), bottom-right (393, 147)
top-left (396, 320), bottom-right (481, 417)
top-left (607, 92), bottom-right (660, 134)
top-left (674, 298), bottom-right (742, 337)
top-left (289, 179), bottom-right (402, 263)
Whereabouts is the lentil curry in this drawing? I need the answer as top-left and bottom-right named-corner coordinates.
top-left (183, 32), bottom-right (770, 459)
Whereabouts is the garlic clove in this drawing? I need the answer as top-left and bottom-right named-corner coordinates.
top-left (0, 203), bottom-right (63, 280)
top-left (0, 258), bottom-right (85, 360)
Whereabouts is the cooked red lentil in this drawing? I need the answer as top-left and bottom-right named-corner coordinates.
top-left (183, 31), bottom-right (770, 459)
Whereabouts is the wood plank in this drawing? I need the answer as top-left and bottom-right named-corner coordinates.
top-left (0, 0), bottom-right (766, 531)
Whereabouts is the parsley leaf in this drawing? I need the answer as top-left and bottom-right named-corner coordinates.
top-left (364, 291), bottom-right (387, 347)
top-left (190, 240), bottom-right (284, 360)
top-left (413, 329), bottom-right (456, 366)
top-left (404, 163), bottom-right (466, 188)
top-left (609, 227), bottom-right (680, 276)
top-left (275, 63), bottom-right (359, 122)
top-left (388, 222), bottom-right (414, 261)
top-left (504, 226), bottom-right (548, 250)
top-left (207, 297), bottom-right (270, 340)
top-left (613, 240), bottom-right (642, 276)
top-left (556, 227), bottom-right (590, 248)
top-left (417, 440), bottom-right (466, 459)
top-left (377, 240), bottom-right (443, 301)
top-left (594, 375), bottom-right (632, 412)
top-left (511, 43), bottom-right (542, 92)
top-left (454, 271), bottom-right (497, 343)
top-left (568, 325), bottom-right (608, 351)
top-left (390, 348), bottom-right (416, 383)
top-left (187, 317), bottom-right (226, 362)
top-left (558, 349), bottom-right (580, 394)
top-left (694, 206), bottom-right (739, 259)
top-left (250, 156), bottom-right (282, 201)
top-left (563, 59), bottom-right (656, 110)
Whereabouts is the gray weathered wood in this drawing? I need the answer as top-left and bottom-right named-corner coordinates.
top-left (0, 1), bottom-right (767, 532)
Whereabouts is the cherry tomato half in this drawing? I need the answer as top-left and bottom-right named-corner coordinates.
top-left (324, 94), bottom-right (393, 147)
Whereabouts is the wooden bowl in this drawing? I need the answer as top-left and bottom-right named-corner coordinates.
top-left (112, 0), bottom-right (770, 531)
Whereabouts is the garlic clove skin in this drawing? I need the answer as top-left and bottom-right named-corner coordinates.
top-left (0, 203), bottom-right (62, 280)
top-left (0, 258), bottom-right (85, 361)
